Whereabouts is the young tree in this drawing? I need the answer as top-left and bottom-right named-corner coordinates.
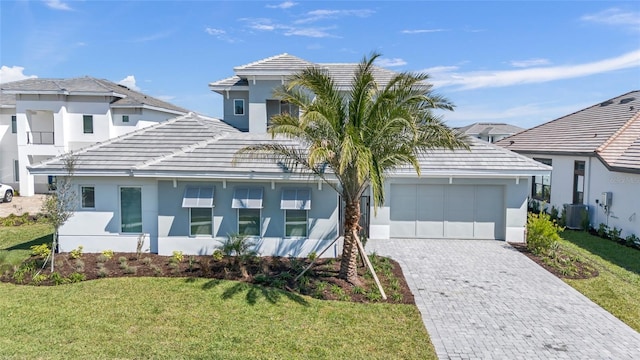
top-left (40, 154), bottom-right (78, 271)
top-left (237, 53), bottom-right (468, 284)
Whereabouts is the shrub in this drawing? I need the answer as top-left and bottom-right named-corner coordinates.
top-left (50, 271), bottom-right (66, 285)
top-left (30, 243), bottom-right (51, 258)
top-left (307, 251), bottom-right (318, 261)
top-left (67, 272), bottom-right (86, 283)
top-left (171, 251), bottom-right (184, 263)
top-left (608, 227), bottom-right (621, 242)
top-left (69, 246), bottom-right (83, 259)
top-left (101, 249), bottom-right (114, 260)
top-left (212, 249), bottom-right (224, 261)
top-left (141, 257), bottom-right (153, 266)
top-left (597, 223), bottom-right (609, 238)
top-left (549, 206), bottom-right (559, 221)
top-left (625, 234), bottom-right (639, 247)
top-left (31, 273), bottom-right (49, 285)
top-left (74, 259), bottom-right (85, 272)
top-left (526, 211), bottom-right (563, 256)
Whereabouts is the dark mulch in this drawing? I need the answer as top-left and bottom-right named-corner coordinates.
top-left (509, 243), bottom-right (599, 280)
top-left (1, 252), bottom-right (415, 305)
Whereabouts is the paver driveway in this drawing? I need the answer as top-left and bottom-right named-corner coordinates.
top-left (367, 238), bottom-right (640, 360)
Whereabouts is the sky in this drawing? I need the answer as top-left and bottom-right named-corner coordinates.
top-left (1, 0), bottom-right (639, 129)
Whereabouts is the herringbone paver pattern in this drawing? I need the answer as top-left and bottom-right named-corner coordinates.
top-left (367, 239), bottom-right (640, 360)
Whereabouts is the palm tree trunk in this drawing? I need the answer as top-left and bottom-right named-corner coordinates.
top-left (339, 199), bottom-right (361, 284)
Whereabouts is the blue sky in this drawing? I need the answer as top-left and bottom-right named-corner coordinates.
top-left (1, 0), bottom-right (639, 129)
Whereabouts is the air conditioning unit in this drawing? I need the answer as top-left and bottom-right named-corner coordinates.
top-left (564, 204), bottom-right (589, 230)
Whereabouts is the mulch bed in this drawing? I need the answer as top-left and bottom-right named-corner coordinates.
top-left (1, 252), bottom-right (415, 305)
top-left (509, 243), bottom-right (599, 280)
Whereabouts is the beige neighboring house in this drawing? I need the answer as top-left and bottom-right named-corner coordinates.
top-left (457, 122), bottom-right (525, 143)
top-left (0, 77), bottom-right (188, 196)
top-left (497, 90), bottom-right (639, 239)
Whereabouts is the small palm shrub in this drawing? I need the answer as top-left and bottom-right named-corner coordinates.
top-left (527, 210), bottom-right (564, 256)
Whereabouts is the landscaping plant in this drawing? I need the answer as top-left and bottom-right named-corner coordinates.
top-left (526, 210), bottom-right (564, 256)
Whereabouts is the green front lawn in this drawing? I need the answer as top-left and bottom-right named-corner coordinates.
top-left (560, 230), bottom-right (640, 332)
top-left (0, 223), bottom-right (53, 273)
top-left (0, 224), bottom-right (435, 359)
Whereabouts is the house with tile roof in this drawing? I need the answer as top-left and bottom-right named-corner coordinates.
top-left (457, 122), bottom-right (525, 143)
top-left (496, 91), bottom-right (639, 238)
top-left (26, 54), bottom-right (550, 257)
top-left (0, 76), bottom-right (188, 196)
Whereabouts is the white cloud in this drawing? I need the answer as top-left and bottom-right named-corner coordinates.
top-left (267, 1), bottom-right (297, 9)
top-left (581, 8), bottom-right (640, 30)
top-left (509, 58), bottom-right (551, 68)
top-left (118, 75), bottom-right (140, 91)
top-left (295, 9), bottom-right (374, 24)
top-left (428, 50), bottom-right (640, 90)
top-left (205, 27), bottom-right (225, 36)
top-left (284, 27), bottom-right (336, 38)
top-left (401, 29), bottom-right (446, 34)
top-left (44, 0), bottom-right (73, 11)
top-left (0, 66), bottom-right (37, 83)
top-left (376, 58), bottom-right (407, 67)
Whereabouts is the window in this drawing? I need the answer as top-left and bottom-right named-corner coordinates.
top-left (285, 210), bottom-right (308, 237)
top-left (233, 99), bottom-right (245, 116)
top-left (11, 115), bottom-right (17, 134)
top-left (120, 187), bottom-right (142, 233)
top-left (122, 115), bottom-right (129, 123)
top-left (83, 115), bottom-right (93, 134)
top-left (190, 208), bottom-right (212, 236)
top-left (573, 161), bottom-right (585, 204)
top-left (232, 187), bottom-right (263, 236)
top-left (281, 188), bottom-right (311, 237)
top-left (13, 160), bottom-right (19, 182)
top-left (181, 186), bottom-right (215, 236)
top-left (81, 186), bottom-right (95, 209)
top-left (238, 209), bottom-right (260, 236)
top-left (532, 158), bottom-right (552, 201)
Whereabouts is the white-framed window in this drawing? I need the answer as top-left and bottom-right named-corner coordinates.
top-left (181, 185), bottom-right (215, 236)
top-left (233, 99), bottom-right (245, 116)
top-left (81, 186), bottom-right (95, 209)
top-left (122, 115), bottom-right (129, 123)
top-left (232, 187), bottom-right (263, 236)
top-left (83, 115), bottom-right (94, 134)
top-left (285, 209), bottom-right (308, 237)
top-left (120, 187), bottom-right (142, 233)
top-left (13, 160), bottom-right (19, 182)
top-left (281, 188), bottom-right (311, 238)
top-left (11, 115), bottom-right (17, 134)
top-left (190, 208), bottom-right (213, 236)
top-left (238, 208), bottom-right (260, 236)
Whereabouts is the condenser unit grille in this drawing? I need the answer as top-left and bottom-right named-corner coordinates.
top-left (565, 204), bottom-right (589, 230)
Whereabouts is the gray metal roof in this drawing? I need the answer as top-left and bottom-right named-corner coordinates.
top-left (1, 77), bottom-right (189, 114)
top-left (457, 122), bottom-right (525, 136)
top-left (30, 113), bottom-right (550, 178)
top-left (496, 91), bottom-right (640, 173)
top-left (0, 92), bottom-right (15, 108)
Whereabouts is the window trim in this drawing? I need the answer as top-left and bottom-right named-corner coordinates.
top-left (80, 185), bottom-right (96, 209)
top-left (13, 160), bottom-right (19, 182)
top-left (122, 115), bottom-right (129, 123)
top-left (11, 115), bottom-right (17, 134)
top-left (83, 115), bottom-right (94, 134)
top-left (233, 99), bottom-right (245, 116)
top-left (189, 207), bottom-right (213, 236)
top-left (531, 158), bottom-right (552, 202)
top-left (284, 209), bottom-right (308, 238)
top-left (238, 208), bottom-right (261, 237)
top-left (119, 186), bottom-right (142, 234)
top-left (573, 160), bottom-right (585, 204)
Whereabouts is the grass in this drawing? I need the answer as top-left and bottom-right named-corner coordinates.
top-left (560, 230), bottom-right (640, 332)
top-left (0, 224), bottom-right (53, 273)
top-left (0, 223), bottom-right (436, 359)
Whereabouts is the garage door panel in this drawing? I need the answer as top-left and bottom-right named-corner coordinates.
top-left (445, 186), bottom-right (475, 238)
top-left (416, 185), bottom-right (445, 237)
top-left (390, 184), bottom-right (417, 237)
top-left (474, 186), bottom-right (504, 239)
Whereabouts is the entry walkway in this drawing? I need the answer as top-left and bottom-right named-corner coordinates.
top-left (367, 238), bottom-right (640, 359)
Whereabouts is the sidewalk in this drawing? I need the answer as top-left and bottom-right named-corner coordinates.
top-left (0, 195), bottom-right (47, 218)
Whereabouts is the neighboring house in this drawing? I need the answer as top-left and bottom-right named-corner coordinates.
top-left (457, 122), bottom-right (524, 143)
top-left (0, 77), bottom-right (188, 196)
top-left (28, 54), bottom-right (550, 257)
top-left (496, 91), bottom-right (639, 238)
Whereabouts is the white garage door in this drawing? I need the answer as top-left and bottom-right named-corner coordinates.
top-left (390, 184), bottom-right (504, 239)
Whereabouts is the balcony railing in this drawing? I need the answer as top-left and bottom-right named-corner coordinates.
top-left (27, 131), bottom-right (55, 145)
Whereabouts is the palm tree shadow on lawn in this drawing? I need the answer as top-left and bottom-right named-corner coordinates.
top-left (189, 277), bottom-right (309, 306)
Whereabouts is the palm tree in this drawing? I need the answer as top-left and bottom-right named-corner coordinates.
top-left (237, 53), bottom-right (468, 284)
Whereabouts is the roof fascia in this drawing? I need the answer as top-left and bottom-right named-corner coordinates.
top-left (110, 104), bottom-right (186, 115)
top-left (594, 153), bottom-right (640, 175)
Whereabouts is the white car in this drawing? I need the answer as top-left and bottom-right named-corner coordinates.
top-left (0, 183), bottom-right (14, 203)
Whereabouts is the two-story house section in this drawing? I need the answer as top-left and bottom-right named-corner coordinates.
top-left (208, 53), bottom-right (398, 133)
top-left (0, 77), bottom-right (189, 196)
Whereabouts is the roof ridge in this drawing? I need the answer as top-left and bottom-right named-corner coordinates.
top-left (498, 90), bottom-right (640, 144)
top-left (596, 110), bottom-right (640, 157)
top-left (235, 53), bottom-right (295, 70)
top-left (135, 128), bottom-right (233, 169)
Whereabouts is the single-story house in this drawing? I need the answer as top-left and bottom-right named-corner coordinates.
top-left (496, 91), bottom-right (639, 238)
top-left (29, 112), bottom-right (550, 257)
top-left (457, 122), bottom-right (525, 143)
